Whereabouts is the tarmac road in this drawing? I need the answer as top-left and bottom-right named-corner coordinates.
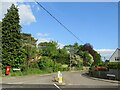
top-left (1, 84), bottom-right (119, 90)
top-left (2, 70), bottom-right (120, 90)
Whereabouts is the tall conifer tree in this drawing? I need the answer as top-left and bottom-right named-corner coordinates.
top-left (2, 4), bottom-right (24, 67)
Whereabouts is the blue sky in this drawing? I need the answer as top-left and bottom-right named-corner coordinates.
top-left (1, 2), bottom-right (118, 59)
top-left (21, 2), bottom-right (118, 48)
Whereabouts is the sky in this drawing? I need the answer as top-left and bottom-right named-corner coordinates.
top-left (0, 1), bottom-right (119, 60)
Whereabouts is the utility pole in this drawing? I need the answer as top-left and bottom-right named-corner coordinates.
top-left (65, 46), bottom-right (78, 70)
top-left (69, 53), bottom-right (71, 70)
top-left (66, 47), bottom-right (71, 70)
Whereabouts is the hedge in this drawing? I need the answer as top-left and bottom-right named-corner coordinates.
top-left (108, 62), bottom-right (120, 69)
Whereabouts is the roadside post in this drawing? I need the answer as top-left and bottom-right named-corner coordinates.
top-left (58, 71), bottom-right (62, 83)
top-left (58, 71), bottom-right (60, 79)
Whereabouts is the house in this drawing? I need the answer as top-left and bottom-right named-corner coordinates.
top-left (109, 48), bottom-right (120, 62)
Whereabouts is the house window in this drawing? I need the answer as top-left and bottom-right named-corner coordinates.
top-left (115, 57), bottom-right (120, 61)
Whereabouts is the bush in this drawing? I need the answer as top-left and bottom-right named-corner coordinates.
top-left (108, 62), bottom-right (120, 69)
top-left (2, 69), bottom-right (5, 76)
top-left (37, 56), bottom-right (54, 70)
top-left (20, 64), bottom-right (28, 72)
top-left (74, 66), bottom-right (83, 70)
top-left (61, 64), bottom-right (69, 71)
top-left (22, 68), bottom-right (43, 75)
top-left (29, 62), bottom-right (39, 69)
top-left (10, 70), bottom-right (23, 76)
top-left (0, 63), bottom-right (2, 69)
top-left (53, 63), bottom-right (62, 72)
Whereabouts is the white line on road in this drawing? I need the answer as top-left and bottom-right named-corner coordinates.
top-left (6, 82), bottom-right (24, 84)
top-left (54, 83), bottom-right (62, 90)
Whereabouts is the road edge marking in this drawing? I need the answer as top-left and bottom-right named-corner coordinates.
top-left (5, 82), bottom-right (24, 84)
top-left (54, 83), bottom-right (62, 90)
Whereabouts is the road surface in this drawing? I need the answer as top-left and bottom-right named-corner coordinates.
top-left (2, 70), bottom-right (119, 90)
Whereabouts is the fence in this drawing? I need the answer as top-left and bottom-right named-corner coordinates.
top-left (89, 69), bottom-right (120, 80)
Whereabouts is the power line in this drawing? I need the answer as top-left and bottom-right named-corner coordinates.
top-left (35, 1), bottom-right (84, 44)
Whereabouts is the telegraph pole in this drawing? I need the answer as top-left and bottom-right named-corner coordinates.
top-left (70, 53), bottom-right (71, 70)
top-left (66, 46), bottom-right (78, 70)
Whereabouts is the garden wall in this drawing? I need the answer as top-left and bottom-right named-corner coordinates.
top-left (89, 69), bottom-right (120, 80)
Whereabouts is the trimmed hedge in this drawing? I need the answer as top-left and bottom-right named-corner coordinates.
top-left (108, 62), bottom-right (120, 69)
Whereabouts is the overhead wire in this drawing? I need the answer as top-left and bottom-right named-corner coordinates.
top-left (35, 0), bottom-right (85, 44)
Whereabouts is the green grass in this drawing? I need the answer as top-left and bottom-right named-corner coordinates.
top-left (2, 68), bottom-right (54, 77)
top-left (22, 68), bottom-right (48, 76)
top-left (1, 66), bottom-right (83, 77)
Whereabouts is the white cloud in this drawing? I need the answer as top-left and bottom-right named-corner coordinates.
top-left (1, 0), bottom-right (119, 3)
top-left (58, 43), bottom-right (65, 49)
top-left (36, 38), bottom-right (65, 49)
top-left (95, 49), bottom-right (115, 60)
top-left (36, 33), bottom-right (49, 37)
top-left (2, 0), bottom-right (119, 2)
top-left (18, 4), bottom-right (36, 25)
top-left (36, 38), bottom-right (52, 45)
top-left (96, 49), bottom-right (115, 52)
top-left (0, 2), bottom-right (36, 25)
top-left (1, 0), bottom-right (24, 2)
top-left (0, 2), bottom-right (16, 21)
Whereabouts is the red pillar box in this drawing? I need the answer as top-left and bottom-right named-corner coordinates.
top-left (5, 66), bottom-right (10, 75)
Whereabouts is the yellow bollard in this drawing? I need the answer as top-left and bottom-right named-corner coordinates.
top-left (59, 76), bottom-right (62, 83)
top-left (58, 73), bottom-right (62, 83)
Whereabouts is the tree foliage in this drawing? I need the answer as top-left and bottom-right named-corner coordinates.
top-left (0, 22), bottom-right (2, 63)
top-left (21, 33), bottom-right (37, 66)
top-left (0, 22), bottom-right (2, 62)
top-left (56, 48), bottom-right (69, 64)
top-left (64, 43), bottom-right (102, 67)
top-left (23, 44), bottom-right (37, 66)
top-left (37, 56), bottom-right (54, 70)
top-left (1, 4), bottom-right (103, 75)
top-left (2, 4), bottom-right (24, 68)
top-left (38, 41), bottom-right (58, 58)
top-left (38, 41), bottom-right (69, 71)
top-left (80, 43), bottom-right (101, 65)
top-left (21, 33), bottom-right (37, 46)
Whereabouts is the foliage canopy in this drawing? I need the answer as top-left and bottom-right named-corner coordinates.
top-left (2, 4), bottom-right (24, 68)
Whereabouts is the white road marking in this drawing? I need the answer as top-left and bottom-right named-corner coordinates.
top-left (7, 82), bottom-right (24, 84)
top-left (54, 83), bottom-right (62, 90)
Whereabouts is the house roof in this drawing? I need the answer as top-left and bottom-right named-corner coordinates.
top-left (109, 48), bottom-right (120, 60)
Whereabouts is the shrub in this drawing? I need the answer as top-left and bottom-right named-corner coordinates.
top-left (20, 64), bottom-right (28, 72)
top-left (108, 62), bottom-right (120, 69)
top-left (22, 68), bottom-right (43, 75)
top-left (10, 70), bottom-right (23, 76)
top-left (61, 64), bottom-right (69, 71)
top-left (29, 62), bottom-right (39, 69)
top-left (37, 56), bottom-right (54, 70)
top-left (53, 63), bottom-right (62, 72)
top-left (0, 63), bottom-right (2, 69)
